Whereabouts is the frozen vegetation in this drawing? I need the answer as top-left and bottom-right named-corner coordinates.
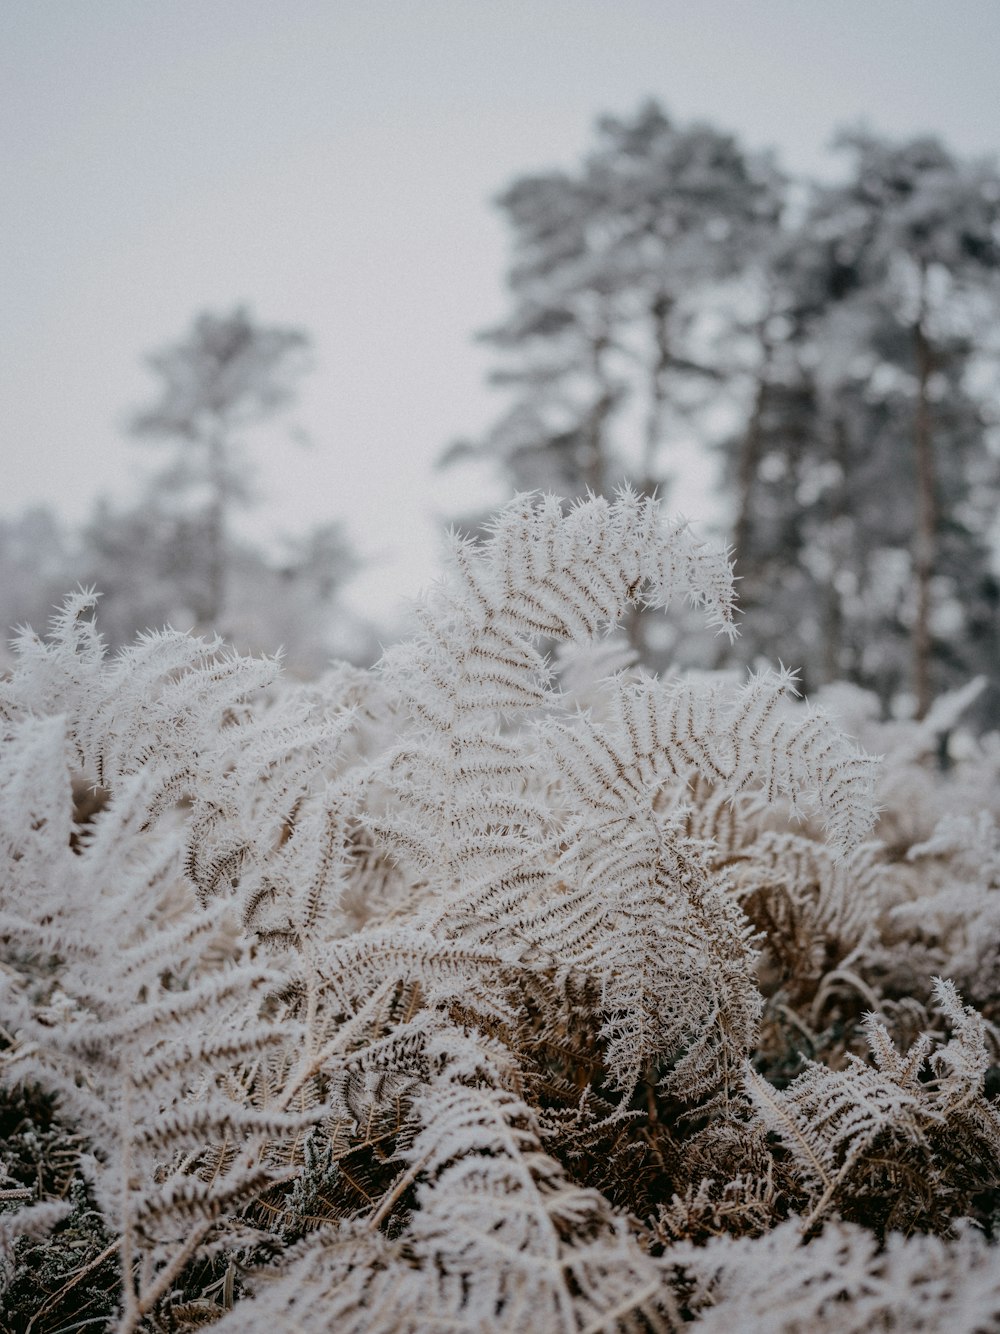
top-left (2, 492), bottom-right (999, 1331)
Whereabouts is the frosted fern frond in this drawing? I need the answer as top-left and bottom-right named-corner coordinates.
top-left (363, 493), bottom-right (876, 1109)
top-left (398, 1028), bottom-right (673, 1330)
top-left (210, 1027), bottom-right (675, 1332)
top-left (678, 1215), bottom-right (1000, 1333)
top-left (889, 814), bottom-right (1000, 1007)
top-left (926, 978), bottom-right (1000, 1127)
top-left (239, 779), bottom-right (360, 944)
top-left (595, 669), bottom-right (878, 856)
top-left (0, 1198), bottom-right (72, 1268)
top-left (0, 715), bottom-right (73, 905)
top-left (745, 1051), bottom-right (928, 1230)
top-left (466, 488), bottom-right (737, 642)
top-left (0, 588), bottom-right (105, 724)
top-left (374, 491), bottom-right (735, 889)
top-left (313, 926), bottom-right (523, 1026)
top-left (533, 802), bottom-right (760, 1103)
top-left (1, 592), bottom-right (278, 790)
top-left (0, 717), bottom-right (325, 1330)
top-left (1, 591), bottom-right (381, 953)
top-left (747, 980), bottom-right (1000, 1232)
top-left (730, 832), bottom-right (883, 1006)
top-left (518, 668), bottom-right (876, 1096)
top-left (207, 1224), bottom-right (410, 1334)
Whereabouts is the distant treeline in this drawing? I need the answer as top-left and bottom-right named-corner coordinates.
top-left (447, 101), bottom-right (1000, 720)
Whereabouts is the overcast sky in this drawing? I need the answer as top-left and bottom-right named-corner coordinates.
top-left (4, 1), bottom-right (1000, 622)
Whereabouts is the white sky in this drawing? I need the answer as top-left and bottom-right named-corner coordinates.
top-left (4, 1), bottom-right (1000, 625)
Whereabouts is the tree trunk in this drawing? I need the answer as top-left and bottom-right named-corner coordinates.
top-left (912, 264), bottom-right (937, 720)
top-left (583, 317), bottom-right (615, 497)
top-left (641, 291), bottom-right (672, 496)
top-left (732, 320), bottom-right (774, 566)
top-left (713, 317), bottom-right (774, 672)
top-left (204, 433), bottom-right (228, 628)
top-left (623, 292), bottom-right (675, 663)
top-left (821, 415), bottom-right (850, 684)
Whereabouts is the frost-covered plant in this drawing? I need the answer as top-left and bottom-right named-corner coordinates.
top-left (747, 978), bottom-right (1000, 1234)
top-left (678, 1214), bottom-right (1000, 1333)
top-left (0, 707), bottom-right (325, 1330)
top-left (221, 1026), bottom-right (672, 1333)
top-left (3, 491), bottom-right (998, 1332)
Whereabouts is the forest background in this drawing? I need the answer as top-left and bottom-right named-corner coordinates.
top-left (4, 2), bottom-right (1000, 716)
